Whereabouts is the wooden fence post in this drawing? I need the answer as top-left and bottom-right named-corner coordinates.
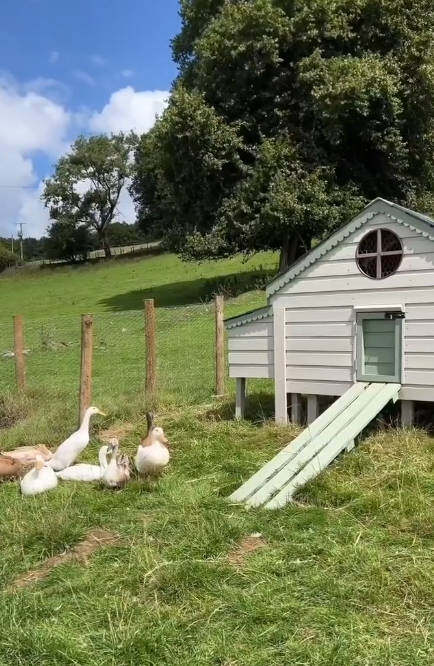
top-left (144, 299), bottom-right (156, 399)
top-left (79, 314), bottom-right (94, 423)
top-left (13, 315), bottom-right (26, 392)
top-left (215, 294), bottom-right (225, 396)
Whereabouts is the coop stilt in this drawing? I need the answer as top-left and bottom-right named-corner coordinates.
top-left (291, 393), bottom-right (302, 424)
top-left (401, 400), bottom-right (414, 427)
top-left (307, 395), bottom-right (319, 425)
top-left (235, 378), bottom-right (246, 420)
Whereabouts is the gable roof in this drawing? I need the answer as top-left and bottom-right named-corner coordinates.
top-left (225, 305), bottom-right (272, 329)
top-left (266, 198), bottom-right (434, 298)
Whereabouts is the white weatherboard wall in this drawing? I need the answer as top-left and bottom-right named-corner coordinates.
top-left (227, 317), bottom-right (274, 379)
top-left (271, 213), bottom-right (434, 402)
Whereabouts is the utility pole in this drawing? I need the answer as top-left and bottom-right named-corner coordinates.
top-left (17, 222), bottom-right (26, 262)
top-left (11, 236), bottom-right (14, 253)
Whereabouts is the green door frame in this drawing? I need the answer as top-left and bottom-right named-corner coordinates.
top-left (356, 312), bottom-right (403, 383)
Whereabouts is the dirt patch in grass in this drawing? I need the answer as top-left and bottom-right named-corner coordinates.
top-left (99, 423), bottom-right (135, 442)
top-left (227, 533), bottom-right (267, 568)
top-left (12, 529), bottom-right (120, 590)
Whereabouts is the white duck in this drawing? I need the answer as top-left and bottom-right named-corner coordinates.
top-left (56, 445), bottom-right (109, 482)
top-left (102, 438), bottom-right (131, 489)
top-left (48, 406), bottom-right (106, 472)
top-left (135, 413), bottom-right (170, 478)
top-left (20, 455), bottom-right (58, 496)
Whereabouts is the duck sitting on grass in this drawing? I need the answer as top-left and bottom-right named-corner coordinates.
top-left (48, 406), bottom-right (106, 472)
top-left (20, 455), bottom-right (58, 496)
top-left (102, 438), bottom-right (131, 489)
top-left (135, 412), bottom-right (170, 480)
top-left (4, 445), bottom-right (52, 466)
top-left (56, 445), bottom-right (109, 482)
top-left (0, 454), bottom-right (24, 481)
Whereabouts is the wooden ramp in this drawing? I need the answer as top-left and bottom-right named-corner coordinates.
top-left (229, 382), bottom-right (401, 509)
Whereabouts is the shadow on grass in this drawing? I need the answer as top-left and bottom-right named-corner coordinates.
top-left (99, 268), bottom-right (275, 310)
top-left (205, 391), bottom-right (275, 424)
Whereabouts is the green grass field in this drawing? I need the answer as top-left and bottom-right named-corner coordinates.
top-left (0, 252), bottom-right (432, 665)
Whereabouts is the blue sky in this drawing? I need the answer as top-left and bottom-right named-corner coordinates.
top-left (0, 0), bottom-right (181, 237)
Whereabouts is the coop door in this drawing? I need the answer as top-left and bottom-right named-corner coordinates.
top-left (356, 312), bottom-right (403, 383)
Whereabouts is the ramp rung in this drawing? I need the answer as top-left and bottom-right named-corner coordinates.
top-left (264, 383), bottom-right (400, 509)
top-left (246, 383), bottom-right (387, 508)
top-left (228, 381), bottom-right (401, 510)
top-left (229, 382), bottom-right (368, 504)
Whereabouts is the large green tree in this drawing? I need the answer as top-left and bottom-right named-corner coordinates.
top-left (44, 133), bottom-right (136, 258)
top-left (134, 0), bottom-right (434, 270)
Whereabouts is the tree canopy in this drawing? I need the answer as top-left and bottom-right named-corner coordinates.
top-left (44, 133), bottom-right (136, 258)
top-left (133, 0), bottom-right (434, 269)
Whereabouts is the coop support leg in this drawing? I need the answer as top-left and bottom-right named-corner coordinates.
top-left (235, 378), bottom-right (246, 420)
top-left (307, 395), bottom-right (319, 425)
top-left (290, 393), bottom-right (302, 425)
top-left (346, 440), bottom-right (355, 452)
top-left (401, 400), bottom-right (414, 427)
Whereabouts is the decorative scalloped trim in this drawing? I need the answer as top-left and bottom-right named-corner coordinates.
top-left (266, 209), bottom-right (434, 297)
top-left (225, 306), bottom-right (272, 329)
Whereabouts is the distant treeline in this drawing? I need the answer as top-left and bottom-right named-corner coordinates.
top-left (0, 222), bottom-right (155, 263)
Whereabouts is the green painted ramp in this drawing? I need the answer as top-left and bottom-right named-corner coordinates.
top-left (229, 382), bottom-right (401, 509)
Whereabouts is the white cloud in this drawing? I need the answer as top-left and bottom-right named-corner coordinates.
top-left (0, 80), bottom-right (71, 237)
top-left (121, 69), bottom-right (134, 79)
top-left (18, 182), bottom-right (51, 238)
top-left (0, 84), bottom-right (69, 155)
top-left (91, 54), bottom-right (106, 67)
top-left (89, 87), bottom-right (169, 134)
top-left (49, 50), bottom-right (59, 64)
top-left (73, 70), bottom-right (95, 86)
top-left (0, 81), bottom-right (168, 238)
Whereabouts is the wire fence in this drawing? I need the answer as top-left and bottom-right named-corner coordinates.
top-left (0, 303), bottom-right (220, 409)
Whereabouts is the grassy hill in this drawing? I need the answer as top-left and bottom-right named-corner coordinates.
top-left (0, 251), bottom-right (432, 665)
top-left (0, 251), bottom-right (277, 317)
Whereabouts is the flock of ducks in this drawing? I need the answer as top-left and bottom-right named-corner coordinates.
top-left (0, 408), bottom-right (170, 496)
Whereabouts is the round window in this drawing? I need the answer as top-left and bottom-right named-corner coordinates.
top-left (356, 229), bottom-right (403, 279)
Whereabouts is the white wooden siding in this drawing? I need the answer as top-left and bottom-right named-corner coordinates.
top-left (285, 322), bottom-right (353, 337)
top-left (286, 380), bottom-right (353, 396)
top-left (286, 352), bottom-right (352, 367)
top-left (227, 317), bottom-right (274, 379)
top-left (303, 254), bottom-right (434, 279)
top-left (273, 288), bottom-right (434, 309)
top-left (281, 223), bottom-right (434, 400)
top-left (285, 307), bottom-right (353, 323)
top-left (287, 366), bottom-right (353, 382)
top-left (403, 355), bottom-right (434, 369)
top-left (399, 386), bottom-right (434, 401)
top-left (404, 302), bottom-right (434, 390)
top-left (286, 338), bottom-right (353, 352)
top-left (279, 271), bottom-right (434, 296)
top-left (285, 305), bottom-right (355, 394)
top-left (325, 237), bottom-right (434, 260)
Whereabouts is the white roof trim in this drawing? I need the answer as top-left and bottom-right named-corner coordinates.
top-left (266, 198), bottom-right (434, 298)
top-left (225, 306), bottom-right (272, 330)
